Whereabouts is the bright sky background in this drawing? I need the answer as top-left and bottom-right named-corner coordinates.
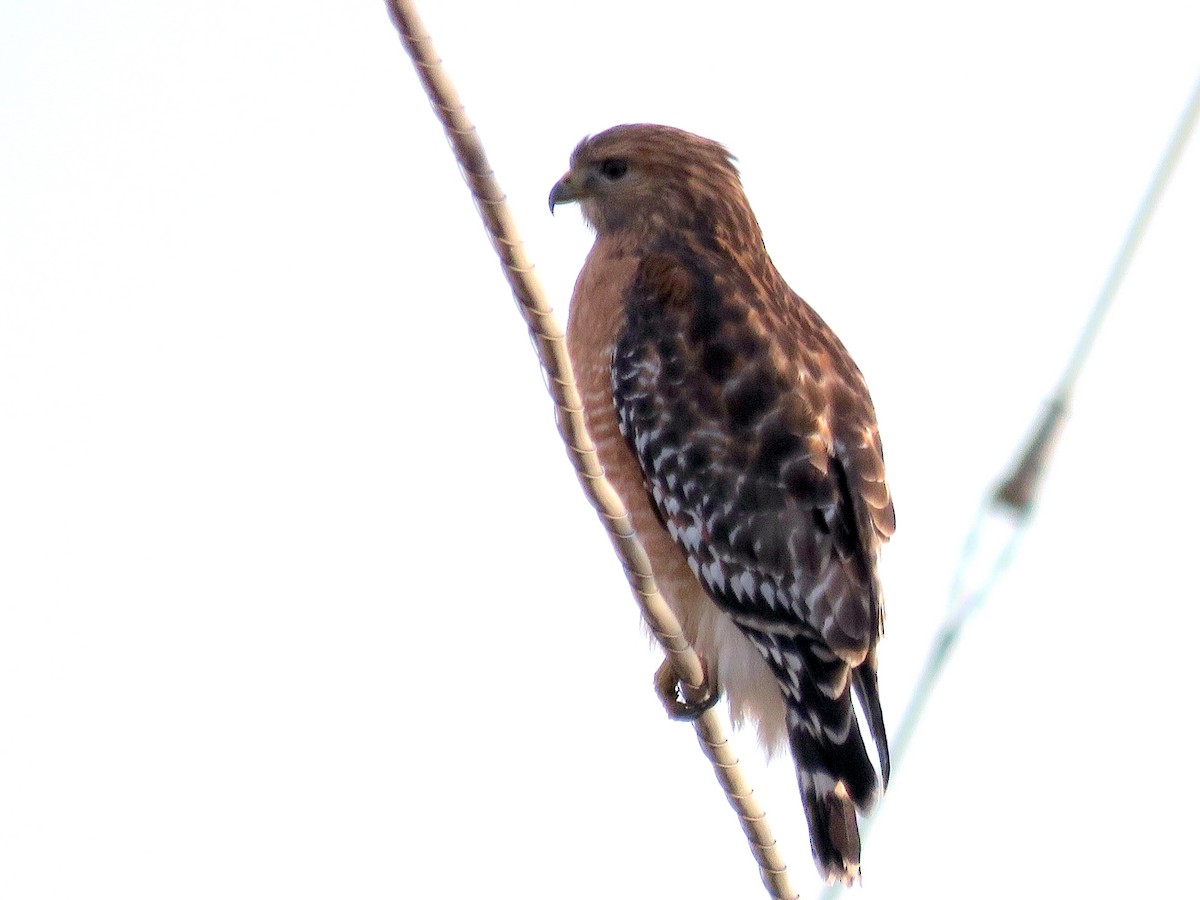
top-left (2, 2), bottom-right (1199, 898)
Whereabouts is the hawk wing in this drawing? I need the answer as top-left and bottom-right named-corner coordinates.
top-left (612, 249), bottom-right (893, 659)
top-left (611, 247), bottom-right (894, 817)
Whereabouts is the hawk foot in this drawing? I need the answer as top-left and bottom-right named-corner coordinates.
top-left (654, 658), bottom-right (720, 721)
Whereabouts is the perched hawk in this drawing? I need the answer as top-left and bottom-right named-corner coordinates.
top-left (550, 124), bottom-right (895, 886)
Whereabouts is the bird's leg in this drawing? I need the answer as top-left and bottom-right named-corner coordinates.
top-left (654, 657), bottom-right (721, 721)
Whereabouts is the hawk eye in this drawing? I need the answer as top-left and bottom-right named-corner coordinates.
top-left (598, 158), bottom-right (628, 180)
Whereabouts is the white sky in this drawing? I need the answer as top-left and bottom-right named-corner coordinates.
top-left (2, 2), bottom-right (1199, 898)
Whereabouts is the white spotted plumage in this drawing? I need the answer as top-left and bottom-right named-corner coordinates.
top-left (554, 124), bottom-right (895, 887)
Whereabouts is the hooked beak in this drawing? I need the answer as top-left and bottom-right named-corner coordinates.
top-left (548, 171), bottom-right (587, 214)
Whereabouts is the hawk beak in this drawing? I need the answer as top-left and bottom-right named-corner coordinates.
top-left (548, 172), bottom-right (584, 213)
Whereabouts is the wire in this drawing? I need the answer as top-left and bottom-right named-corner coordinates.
top-left (388, 2), bottom-right (801, 898)
top-left (821, 67), bottom-right (1200, 900)
top-left (1055, 74), bottom-right (1200, 401)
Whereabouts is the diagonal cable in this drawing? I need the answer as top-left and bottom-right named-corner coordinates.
top-left (822, 67), bottom-right (1200, 900)
top-left (386, 1), bottom-right (799, 897)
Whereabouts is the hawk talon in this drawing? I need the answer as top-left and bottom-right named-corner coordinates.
top-left (654, 658), bottom-right (721, 721)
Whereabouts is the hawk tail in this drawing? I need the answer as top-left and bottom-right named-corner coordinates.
top-left (852, 657), bottom-right (890, 788)
top-left (787, 660), bottom-right (886, 886)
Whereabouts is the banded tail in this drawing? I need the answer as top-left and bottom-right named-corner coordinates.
top-left (787, 648), bottom-right (890, 886)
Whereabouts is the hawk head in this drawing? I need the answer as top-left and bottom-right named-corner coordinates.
top-left (549, 124), bottom-right (750, 239)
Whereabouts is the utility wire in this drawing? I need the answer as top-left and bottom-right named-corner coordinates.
top-left (823, 69), bottom-right (1200, 900)
top-left (388, 3), bottom-right (800, 897)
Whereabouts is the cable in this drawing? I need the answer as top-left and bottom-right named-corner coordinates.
top-left (388, 3), bottom-right (801, 897)
top-left (822, 67), bottom-right (1200, 900)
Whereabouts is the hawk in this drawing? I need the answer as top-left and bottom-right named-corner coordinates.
top-left (550, 124), bottom-right (895, 886)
